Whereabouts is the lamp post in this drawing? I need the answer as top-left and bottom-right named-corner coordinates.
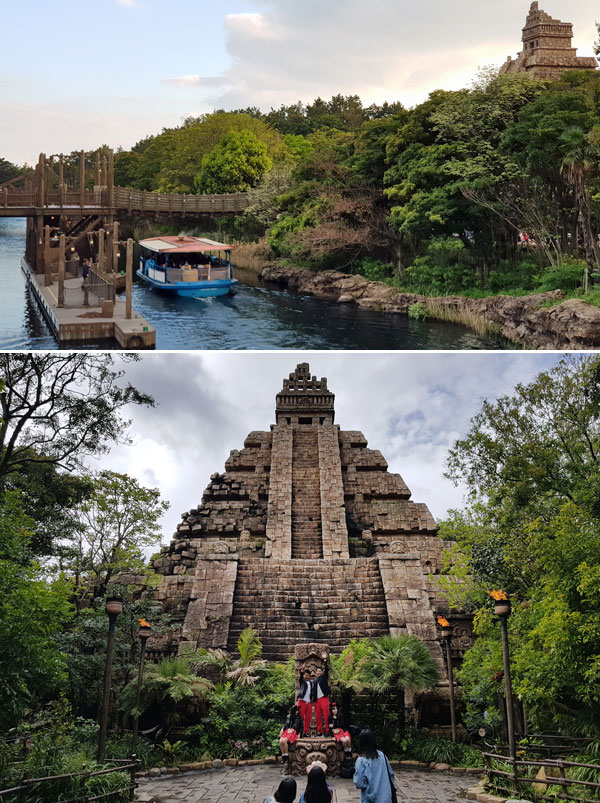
top-left (132, 619), bottom-right (152, 753)
top-left (437, 616), bottom-right (457, 742)
top-left (490, 592), bottom-right (516, 771)
top-left (97, 596), bottom-right (123, 762)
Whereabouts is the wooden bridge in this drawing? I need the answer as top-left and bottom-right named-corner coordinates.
top-left (0, 150), bottom-right (249, 293)
top-left (0, 151), bottom-right (249, 218)
top-left (0, 150), bottom-right (250, 349)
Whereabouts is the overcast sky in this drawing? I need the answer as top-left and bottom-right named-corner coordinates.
top-left (94, 351), bottom-right (561, 549)
top-left (1, 0), bottom-right (597, 164)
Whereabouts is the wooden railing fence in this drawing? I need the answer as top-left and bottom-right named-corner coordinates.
top-left (0, 757), bottom-right (140, 803)
top-left (483, 742), bottom-right (600, 803)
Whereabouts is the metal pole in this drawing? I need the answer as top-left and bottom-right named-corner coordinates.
top-left (97, 611), bottom-right (119, 762)
top-left (131, 636), bottom-right (148, 753)
top-left (499, 615), bottom-right (516, 772)
top-left (445, 635), bottom-right (457, 743)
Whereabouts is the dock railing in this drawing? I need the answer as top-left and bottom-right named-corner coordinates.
top-left (88, 266), bottom-right (116, 302)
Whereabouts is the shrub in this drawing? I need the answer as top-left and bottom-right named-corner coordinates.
top-left (356, 258), bottom-right (394, 282)
top-left (534, 258), bottom-right (585, 292)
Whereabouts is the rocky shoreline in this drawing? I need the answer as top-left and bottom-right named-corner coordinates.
top-left (261, 265), bottom-right (600, 349)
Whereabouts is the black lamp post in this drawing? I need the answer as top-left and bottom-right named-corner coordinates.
top-left (97, 596), bottom-right (123, 761)
top-left (491, 592), bottom-right (516, 769)
top-left (438, 616), bottom-right (457, 742)
top-left (132, 619), bottom-right (151, 753)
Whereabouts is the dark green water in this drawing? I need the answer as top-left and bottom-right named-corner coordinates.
top-left (0, 218), bottom-right (503, 350)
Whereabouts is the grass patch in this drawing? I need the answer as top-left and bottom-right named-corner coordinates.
top-left (422, 299), bottom-right (503, 340)
top-left (231, 238), bottom-right (275, 273)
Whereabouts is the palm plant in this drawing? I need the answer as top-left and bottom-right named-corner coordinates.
top-left (560, 125), bottom-right (600, 290)
top-left (361, 634), bottom-right (440, 736)
top-left (329, 640), bottom-right (371, 727)
top-left (193, 628), bottom-right (267, 687)
top-left (120, 655), bottom-right (212, 737)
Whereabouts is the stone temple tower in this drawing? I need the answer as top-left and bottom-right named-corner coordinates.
top-left (500, 2), bottom-right (598, 80)
top-left (151, 364), bottom-right (471, 684)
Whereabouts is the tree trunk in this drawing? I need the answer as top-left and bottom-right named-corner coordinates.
top-left (396, 684), bottom-right (405, 736)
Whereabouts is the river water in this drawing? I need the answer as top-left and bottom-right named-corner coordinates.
top-left (0, 218), bottom-right (502, 350)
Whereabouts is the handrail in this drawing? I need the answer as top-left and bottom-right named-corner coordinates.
top-left (1, 185), bottom-right (249, 213)
top-left (483, 747), bottom-right (600, 802)
top-left (0, 757), bottom-right (140, 802)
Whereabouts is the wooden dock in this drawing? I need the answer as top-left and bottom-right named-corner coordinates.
top-left (22, 258), bottom-right (155, 348)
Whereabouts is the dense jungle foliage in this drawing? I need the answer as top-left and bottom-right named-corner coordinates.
top-left (111, 70), bottom-right (600, 298)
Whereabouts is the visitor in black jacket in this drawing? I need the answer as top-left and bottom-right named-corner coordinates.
top-left (311, 653), bottom-right (330, 735)
top-left (297, 668), bottom-right (313, 735)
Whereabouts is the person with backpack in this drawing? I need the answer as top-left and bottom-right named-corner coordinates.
top-left (353, 728), bottom-right (396, 803)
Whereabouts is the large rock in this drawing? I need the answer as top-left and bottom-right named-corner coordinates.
top-left (261, 266), bottom-right (600, 349)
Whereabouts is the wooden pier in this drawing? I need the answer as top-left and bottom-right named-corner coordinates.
top-left (21, 257), bottom-right (155, 348)
top-left (0, 149), bottom-right (248, 348)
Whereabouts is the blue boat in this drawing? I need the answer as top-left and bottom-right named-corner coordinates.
top-left (137, 235), bottom-right (238, 298)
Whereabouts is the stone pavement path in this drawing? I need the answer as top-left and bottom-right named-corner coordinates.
top-left (136, 764), bottom-right (472, 803)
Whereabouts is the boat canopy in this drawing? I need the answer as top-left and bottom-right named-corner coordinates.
top-left (138, 235), bottom-right (234, 254)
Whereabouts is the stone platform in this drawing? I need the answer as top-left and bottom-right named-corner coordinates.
top-left (287, 736), bottom-right (344, 776)
top-left (136, 764), bottom-right (471, 803)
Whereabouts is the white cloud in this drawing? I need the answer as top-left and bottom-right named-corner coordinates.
top-left (117, 0), bottom-right (145, 7)
top-left (163, 0), bottom-right (598, 111)
top-left (98, 352), bottom-right (561, 548)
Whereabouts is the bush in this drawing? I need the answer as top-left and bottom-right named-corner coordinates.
top-left (401, 238), bottom-right (477, 295)
top-left (355, 258), bottom-right (394, 282)
top-left (403, 733), bottom-right (484, 767)
top-left (534, 258), bottom-right (585, 292)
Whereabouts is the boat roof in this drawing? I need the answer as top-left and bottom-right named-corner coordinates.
top-left (139, 235), bottom-right (234, 253)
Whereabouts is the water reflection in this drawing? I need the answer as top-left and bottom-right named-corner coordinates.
top-left (0, 219), bottom-right (503, 351)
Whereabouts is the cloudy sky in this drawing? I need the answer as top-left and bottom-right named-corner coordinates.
top-left (1, 0), bottom-right (597, 164)
top-left (95, 351), bottom-right (561, 548)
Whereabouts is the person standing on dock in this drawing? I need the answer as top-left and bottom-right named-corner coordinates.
top-left (81, 258), bottom-right (90, 285)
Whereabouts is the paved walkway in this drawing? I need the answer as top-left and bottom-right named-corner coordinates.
top-left (136, 764), bottom-right (472, 802)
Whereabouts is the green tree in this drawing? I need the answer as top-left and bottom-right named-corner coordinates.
top-left (329, 639), bottom-right (371, 727)
top-left (0, 157), bottom-right (22, 184)
top-left (0, 492), bottom-right (73, 728)
top-left (560, 125), bottom-right (600, 285)
top-left (0, 355), bottom-right (154, 486)
top-left (361, 634), bottom-right (440, 736)
top-left (65, 470), bottom-right (169, 602)
top-left (446, 354), bottom-right (600, 528)
top-left (195, 131), bottom-right (273, 194)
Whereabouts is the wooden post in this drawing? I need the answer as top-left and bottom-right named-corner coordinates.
top-left (58, 154), bottom-right (64, 189)
top-left (79, 150), bottom-right (85, 208)
top-left (47, 156), bottom-right (54, 203)
top-left (105, 228), bottom-right (113, 273)
top-left (98, 228), bottom-right (105, 274)
top-left (107, 150), bottom-right (114, 209)
top-left (43, 225), bottom-right (51, 287)
top-left (35, 214), bottom-right (44, 272)
top-left (96, 149), bottom-right (101, 186)
top-left (112, 221), bottom-right (119, 274)
top-left (37, 155), bottom-right (45, 208)
top-left (58, 234), bottom-right (65, 307)
top-left (125, 238), bottom-right (133, 319)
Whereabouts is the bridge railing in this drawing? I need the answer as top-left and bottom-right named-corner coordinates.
top-left (112, 187), bottom-right (249, 214)
top-left (1, 186), bottom-right (249, 213)
top-left (1, 189), bottom-right (108, 209)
